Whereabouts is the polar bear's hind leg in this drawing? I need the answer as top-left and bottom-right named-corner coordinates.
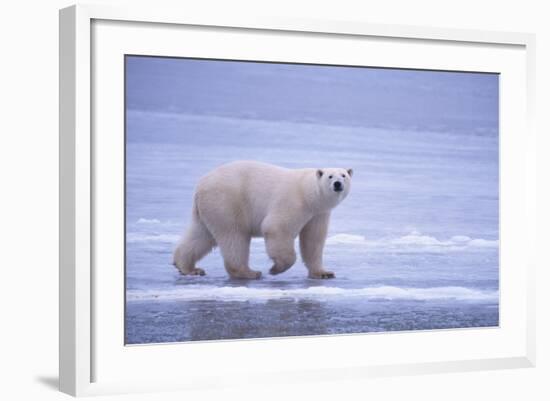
top-left (173, 218), bottom-right (215, 276)
top-left (216, 234), bottom-right (262, 279)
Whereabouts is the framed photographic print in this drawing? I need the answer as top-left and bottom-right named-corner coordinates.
top-left (59, 4), bottom-right (536, 397)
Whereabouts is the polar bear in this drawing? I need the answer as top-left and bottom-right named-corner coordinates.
top-left (172, 161), bottom-right (352, 279)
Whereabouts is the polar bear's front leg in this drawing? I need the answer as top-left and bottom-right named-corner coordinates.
top-left (264, 229), bottom-right (297, 276)
top-left (299, 213), bottom-right (334, 279)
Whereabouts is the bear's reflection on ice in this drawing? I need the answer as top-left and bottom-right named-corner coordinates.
top-left (125, 294), bottom-right (499, 345)
top-left (181, 298), bottom-right (330, 342)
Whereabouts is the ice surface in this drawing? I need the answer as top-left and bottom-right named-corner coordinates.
top-left (127, 285), bottom-right (498, 303)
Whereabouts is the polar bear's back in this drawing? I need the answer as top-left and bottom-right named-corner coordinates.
top-left (194, 161), bottom-right (309, 235)
top-left (198, 161), bottom-right (291, 193)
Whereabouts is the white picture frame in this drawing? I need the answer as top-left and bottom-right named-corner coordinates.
top-left (59, 3), bottom-right (536, 397)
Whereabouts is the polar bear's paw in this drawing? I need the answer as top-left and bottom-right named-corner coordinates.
top-left (269, 264), bottom-right (291, 275)
top-left (308, 270), bottom-right (335, 279)
top-left (229, 268), bottom-right (262, 280)
top-left (181, 267), bottom-right (206, 276)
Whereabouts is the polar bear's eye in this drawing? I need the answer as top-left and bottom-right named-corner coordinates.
top-left (328, 175), bottom-right (333, 179)
top-left (341, 174), bottom-right (345, 178)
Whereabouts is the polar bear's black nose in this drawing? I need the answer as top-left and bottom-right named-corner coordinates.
top-left (333, 181), bottom-right (343, 191)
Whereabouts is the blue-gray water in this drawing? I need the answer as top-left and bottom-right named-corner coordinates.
top-left (125, 57), bottom-right (499, 344)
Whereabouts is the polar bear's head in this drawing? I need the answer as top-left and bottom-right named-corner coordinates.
top-left (316, 168), bottom-right (353, 206)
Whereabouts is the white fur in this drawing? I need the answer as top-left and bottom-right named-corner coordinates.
top-left (173, 161), bottom-right (352, 279)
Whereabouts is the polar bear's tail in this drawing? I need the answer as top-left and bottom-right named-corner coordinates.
top-left (191, 194), bottom-right (201, 222)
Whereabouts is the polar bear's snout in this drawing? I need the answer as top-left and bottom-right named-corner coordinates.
top-left (333, 181), bottom-right (343, 192)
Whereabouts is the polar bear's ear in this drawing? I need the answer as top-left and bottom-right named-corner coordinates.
top-left (347, 168), bottom-right (353, 177)
top-left (316, 169), bottom-right (324, 179)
